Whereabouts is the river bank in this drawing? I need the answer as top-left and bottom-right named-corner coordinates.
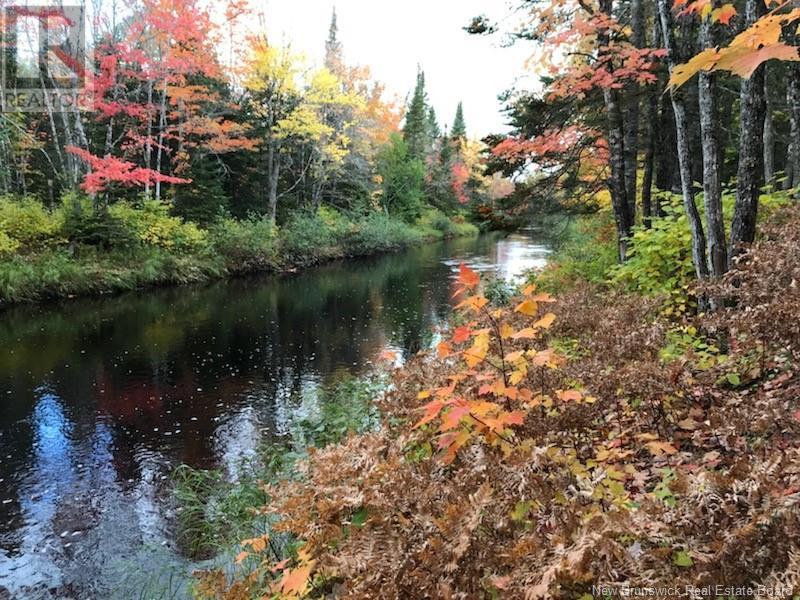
top-left (0, 196), bottom-right (479, 308)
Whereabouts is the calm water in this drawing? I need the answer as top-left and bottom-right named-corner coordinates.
top-left (0, 231), bottom-right (551, 599)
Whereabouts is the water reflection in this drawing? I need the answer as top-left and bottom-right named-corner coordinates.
top-left (0, 231), bottom-right (550, 597)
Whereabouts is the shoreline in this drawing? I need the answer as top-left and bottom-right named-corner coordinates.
top-left (0, 225), bottom-right (480, 311)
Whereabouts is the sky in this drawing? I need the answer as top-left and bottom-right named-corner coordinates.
top-left (261, 0), bottom-right (533, 138)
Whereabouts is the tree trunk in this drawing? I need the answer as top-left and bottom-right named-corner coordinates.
top-left (698, 8), bottom-right (727, 278)
top-left (642, 15), bottom-right (662, 228)
top-left (599, 0), bottom-right (634, 262)
top-left (730, 0), bottom-right (767, 261)
top-left (658, 0), bottom-right (709, 281)
top-left (267, 139), bottom-right (280, 223)
top-left (786, 64), bottom-right (800, 190)
top-left (763, 68), bottom-right (775, 187)
top-left (622, 0), bottom-right (645, 220)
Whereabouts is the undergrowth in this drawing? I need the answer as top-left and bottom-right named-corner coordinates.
top-left (193, 205), bottom-right (800, 598)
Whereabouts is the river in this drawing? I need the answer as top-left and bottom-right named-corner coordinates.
top-left (0, 230), bottom-right (551, 599)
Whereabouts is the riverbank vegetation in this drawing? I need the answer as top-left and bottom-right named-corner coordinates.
top-left (0, 194), bottom-right (476, 304)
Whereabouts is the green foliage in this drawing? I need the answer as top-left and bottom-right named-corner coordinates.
top-left (609, 198), bottom-right (694, 297)
top-left (109, 200), bottom-right (209, 253)
top-left (483, 277), bottom-right (516, 306)
top-left (58, 193), bottom-right (137, 249)
top-left (0, 196), bottom-right (475, 305)
top-left (342, 212), bottom-right (424, 255)
top-left (0, 231), bottom-right (21, 257)
top-left (451, 101), bottom-right (466, 140)
top-left (660, 326), bottom-right (723, 370)
top-left (377, 133), bottom-right (425, 222)
top-left (209, 217), bottom-right (277, 272)
top-left (534, 212), bottom-right (618, 292)
top-left (0, 195), bottom-right (61, 250)
top-left (171, 154), bottom-right (231, 225)
top-left (403, 70), bottom-right (430, 161)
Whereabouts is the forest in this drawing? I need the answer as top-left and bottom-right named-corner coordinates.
top-left (2, 0), bottom-right (800, 598)
top-left (0, 5), bottom-right (499, 304)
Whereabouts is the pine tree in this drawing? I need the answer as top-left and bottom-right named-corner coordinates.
top-left (404, 68), bottom-right (429, 161)
top-left (325, 8), bottom-right (344, 76)
top-left (451, 101), bottom-right (467, 140)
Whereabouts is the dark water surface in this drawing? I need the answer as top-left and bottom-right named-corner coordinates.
top-left (0, 231), bottom-right (551, 599)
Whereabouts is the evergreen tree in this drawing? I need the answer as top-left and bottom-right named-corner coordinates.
top-left (325, 8), bottom-right (344, 76)
top-left (427, 107), bottom-right (441, 140)
top-left (451, 101), bottom-right (467, 140)
top-left (404, 69), bottom-right (429, 161)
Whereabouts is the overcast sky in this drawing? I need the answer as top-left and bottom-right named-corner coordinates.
top-left (261, 0), bottom-right (532, 138)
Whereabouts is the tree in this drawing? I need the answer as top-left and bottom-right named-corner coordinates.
top-left (245, 40), bottom-right (305, 223)
top-left (403, 69), bottom-right (430, 161)
top-left (377, 133), bottom-right (425, 221)
top-left (451, 102), bottom-right (467, 140)
top-left (324, 8), bottom-right (344, 77)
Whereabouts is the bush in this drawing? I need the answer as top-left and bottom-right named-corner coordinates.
top-left (278, 212), bottom-right (337, 265)
top-left (609, 198), bottom-right (694, 297)
top-left (0, 231), bottom-right (20, 257)
top-left (109, 199), bottom-right (209, 253)
top-left (342, 212), bottom-right (423, 255)
top-left (58, 193), bottom-right (136, 249)
top-left (0, 196), bottom-right (61, 250)
top-left (209, 217), bottom-right (277, 272)
top-left (534, 212), bottom-right (618, 292)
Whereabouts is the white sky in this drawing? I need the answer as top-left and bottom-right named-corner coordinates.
top-left (261, 0), bottom-right (533, 138)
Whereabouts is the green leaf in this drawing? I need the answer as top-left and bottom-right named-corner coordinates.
top-left (673, 550), bottom-right (694, 567)
top-left (726, 373), bottom-right (741, 386)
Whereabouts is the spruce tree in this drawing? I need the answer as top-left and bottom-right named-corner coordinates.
top-left (451, 101), bottom-right (467, 140)
top-left (404, 69), bottom-right (429, 161)
top-left (325, 8), bottom-right (344, 75)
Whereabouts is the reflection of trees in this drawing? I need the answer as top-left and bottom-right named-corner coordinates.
top-left (0, 233), bottom-right (502, 486)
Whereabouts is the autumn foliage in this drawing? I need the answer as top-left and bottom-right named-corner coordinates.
top-left (191, 207), bottom-right (800, 598)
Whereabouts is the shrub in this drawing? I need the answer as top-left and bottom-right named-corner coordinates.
top-left (278, 212), bottom-right (337, 265)
top-left (209, 217), bottom-right (277, 272)
top-left (109, 199), bottom-right (209, 253)
top-left (342, 212), bottom-right (423, 255)
top-left (534, 211), bottom-right (618, 292)
top-left (58, 193), bottom-right (136, 249)
top-left (609, 198), bottom-right (694, 297)
top-left (0, 231), bottom-right (20, 257)
top-left (0, 196), bottom-right (60, 250)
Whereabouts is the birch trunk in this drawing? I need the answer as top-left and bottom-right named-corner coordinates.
top-left (658, 0), bottom-right (709, 280)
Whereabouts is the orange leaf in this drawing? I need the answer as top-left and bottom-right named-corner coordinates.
top-left (645, 441), bottom-right (678, 456)
top-left (458, 263), bottom-right (480, 289)
top-left (452, 326), bottom-right (472, 344)
top-left (280, 565), bottom-right (313, 596)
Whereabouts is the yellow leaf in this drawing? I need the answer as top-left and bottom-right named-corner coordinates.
top-left (534, 313), bottom-right (556, 329)
top-left (515, 299), bottom-right (538, 316)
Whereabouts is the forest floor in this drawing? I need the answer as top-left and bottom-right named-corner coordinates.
top-left (188, 204), bottom-right (800, 599)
